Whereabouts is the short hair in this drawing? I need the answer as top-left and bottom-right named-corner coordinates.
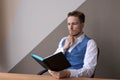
top-left (67, 11), bottom-right (85, 23)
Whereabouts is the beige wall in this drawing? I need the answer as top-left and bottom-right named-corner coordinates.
top-left (0, 0), bottom-right (20, 72)
top-left (1, 0), bottom-right (20, 39)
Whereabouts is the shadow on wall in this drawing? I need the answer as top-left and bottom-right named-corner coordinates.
top-left (77, 0), bottom-right (120, 79)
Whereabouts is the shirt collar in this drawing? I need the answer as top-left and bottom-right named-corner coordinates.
top-left (68, 33), bottom-right (85, 52)
top-left (76, 33), bottom-right (85, 43)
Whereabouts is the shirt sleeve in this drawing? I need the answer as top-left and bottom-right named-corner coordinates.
top-left (68, 39), bottom-right (98, 78)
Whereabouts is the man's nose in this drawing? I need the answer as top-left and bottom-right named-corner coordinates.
top-left (70, 25), bottom-right (73, 30)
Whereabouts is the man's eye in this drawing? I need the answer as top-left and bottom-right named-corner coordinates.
top-left (68, 23), bottom-right (70, 25)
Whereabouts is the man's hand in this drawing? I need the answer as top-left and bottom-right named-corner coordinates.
top-left (63, 35), bottom-right (76, 51)
top-left (48, 70), bottom-right (70, 79)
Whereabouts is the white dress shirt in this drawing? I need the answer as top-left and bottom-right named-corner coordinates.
top-left (54, 34), bottom-right (98, 78)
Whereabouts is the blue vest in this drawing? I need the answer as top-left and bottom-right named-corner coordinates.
top-left (62, 35), bottom-right (90, 69)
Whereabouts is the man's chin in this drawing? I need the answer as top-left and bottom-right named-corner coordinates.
top-left (70, 34), bottom-right (77, 36)
top-left (73, 32), bottom-right (81, 37)
top-left (70, 32), bottom-right (80, 36)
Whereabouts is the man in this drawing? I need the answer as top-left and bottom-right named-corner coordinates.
top-left (48, 11), bottom-right (98, 78)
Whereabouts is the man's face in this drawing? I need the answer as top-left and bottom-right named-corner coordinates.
top-left (67, 16), bottom-right (84, 36)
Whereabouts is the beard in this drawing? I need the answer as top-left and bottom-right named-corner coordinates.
top-left (70, 31), bottom-right (82, 37)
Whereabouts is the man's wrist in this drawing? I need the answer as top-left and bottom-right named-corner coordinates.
top-left (61, 70), bottom-right (71, 78)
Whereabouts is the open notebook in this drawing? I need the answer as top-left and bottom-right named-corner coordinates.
top-left (31, 52), bottom-right (71, 71)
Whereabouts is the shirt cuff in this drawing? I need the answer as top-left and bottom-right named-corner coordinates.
top-left (68, 69), bottom-right (79, 78)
